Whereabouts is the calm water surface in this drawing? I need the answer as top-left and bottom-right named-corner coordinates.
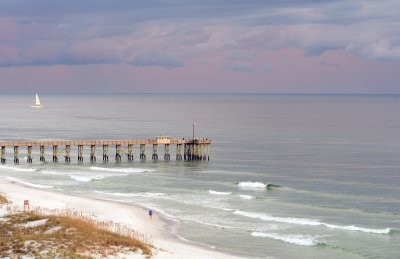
top-left (1, 94), bottom-right (399, 258)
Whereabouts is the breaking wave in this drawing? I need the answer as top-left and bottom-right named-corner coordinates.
top-left (0, 165), bottom-right (37, 172)
top-left (90, 166), bottom-right (152, 173)
top-left (239, 194), bottom-right (254, 200)
top-left (237, 181), bottom-right (282, 190)
top-left (70, 175), bottom-right (106, 182)
top-left (208, 190), bottom-right (231, 195)
top-left (238, 181), bottom-right (266, 189)
top-left (94, 191), bottom-right (166, 198)
top-left (251, 232), bottom-right (321, 246)
top-left (6, 177), bottom-right (53, 189)
top-left (234, 210), bottom-right (392, 234)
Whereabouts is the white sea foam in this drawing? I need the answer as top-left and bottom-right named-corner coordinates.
top-left (234, 210), bottom-right (321, 225)
top-left (90, 166), bottom-right (152, 173)
top-left (235, 210), bottom-right (391, 234)
top-left (239, 194), bottom-right (253, 200)
top-left (70, 175), bottom-right (105, 182)
top-left (0, 165), bottom-right (37, 172)
top-left (208, 190), bottom-right (231, 195)
top-left (251, 232), bottom-right (319, 246)
top-left (238, 181), bottom-right (266, 190)
top-left (324, 223), bottom-right (391, 234)
top-left (6, 177), bottom-right (53, 189)
top-left (94, 191), bottom-right (165, 198)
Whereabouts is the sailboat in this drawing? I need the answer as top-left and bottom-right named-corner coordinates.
top-left (31, 93), bottom-right (43, 108)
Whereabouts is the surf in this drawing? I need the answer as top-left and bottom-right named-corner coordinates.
top-left (0, 165), bottom-right (37, 172)
top-left (6, 177), bottom-right (53, 189)
top-left (251, 232), bottom-right (321, 246)
top-left (208, 190), bottom-right (231, 195)
top-left (234, 210), bottom-right (392, 234)
top-left (90, 166), bottom-right (152, 173)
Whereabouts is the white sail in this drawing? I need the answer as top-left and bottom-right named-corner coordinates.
top-left (35, 94), bottom-right (41, 106)
top-left (31, 93), bottom-right (43, 108)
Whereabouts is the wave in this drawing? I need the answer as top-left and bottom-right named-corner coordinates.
top-left (94, 191), bottom-right (166, 198)
top-left (238, 181), bottom-right (266, 189)
top-left (266, 184), bottom-right (282, 190)
top-left (251, 232), bottom-right (321, 246)
top-left (208, 190), bottom-right (231, 195)
top-left (237, 181), bottom-right (282, 190)
top-left (323, 223), bottom-right (391, 234)
top-left (70, 175), bottom-right (105, 182)
top-left (239, 194), bottom-right (254, 200)
top-left (0, 165), bottom-right (37, 172)
top-left (90, 166), bottom-right (153, 173)
top-left (6, 177), bottom-right (53, 189)
top-left (234, 210), bottom-right (392, 234)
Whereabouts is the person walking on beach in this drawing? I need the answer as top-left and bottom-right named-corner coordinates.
top-left (149, 209), bottom-right (153, 220)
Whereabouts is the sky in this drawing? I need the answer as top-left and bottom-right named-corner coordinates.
top-left (0, 0), bottom-right (399, 94)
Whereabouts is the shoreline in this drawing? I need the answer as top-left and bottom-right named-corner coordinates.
top-left (0, 177), bottom-right (242, 258)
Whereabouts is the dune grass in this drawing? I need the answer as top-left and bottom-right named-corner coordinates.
top-left (0, 193), bottom-right (9, 204)
top-left (0, 210), bottom-right (152, 258)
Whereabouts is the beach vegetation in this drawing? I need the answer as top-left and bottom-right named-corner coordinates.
top-left (0, 193), bottom-right (9, 204)
top-left (0, 210), bottom-right (152, 258)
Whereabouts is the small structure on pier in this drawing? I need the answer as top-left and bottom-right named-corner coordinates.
top-left (0, 136), bottom-right (210, 164)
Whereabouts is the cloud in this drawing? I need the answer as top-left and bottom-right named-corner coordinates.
top-left (260, 64), bottom-right (271, 72)
top-left (0, 0), bottom-right (399, 67)
top-left (320, 60), bottom-right (340, 69)
top-left (224, 63), bottom-right (253, 72)
top-left (131, 52), bottom-right (183, 68)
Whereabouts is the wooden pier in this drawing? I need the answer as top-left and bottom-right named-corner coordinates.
top-left (0, 136), bottom-right (210, 164)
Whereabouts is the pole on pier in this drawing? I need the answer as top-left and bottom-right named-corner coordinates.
top-left (115, 144), bottom-right (122, 163)
top-left (193, 122), bottom-right (196, 141)
top-left (152, 144), bottom-right (158, 160)
top-left (13, 146), bottom-right (19, 164)
top-left (1, 146), bottom-right (5, 164)
top-left (140, 144), bottom-right (146, 160)
top-left (164, 144), bottom-right (170, 161)
top-left (27, 146), bottom-right (33, 163)
top-left (103, 145), bottom-right (109, 162)
top-left (90, 145), bottom-right (96, 162)
top-left (65, 145), bottom-right (71, 162)
top-left (53, 145), bottom-right (58, 162)
top-left (78, 145), bottom-right (83, 162)
top-left (176, 144), bottom-right (182, 161)
top-left (127, 144), bottom-right (134, 161)
top-left (40, 146), bottom-right (45, 162)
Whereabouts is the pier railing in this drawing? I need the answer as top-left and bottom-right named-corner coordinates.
top-left (0, 136), bottom-right (210, 164)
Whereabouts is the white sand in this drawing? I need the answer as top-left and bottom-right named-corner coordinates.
top-left (0, 177), bottom-right (242, 258)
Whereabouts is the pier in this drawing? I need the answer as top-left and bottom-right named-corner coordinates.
top-left (0, 136), bottom-right (210, 164)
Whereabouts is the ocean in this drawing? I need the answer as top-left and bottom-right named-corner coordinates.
top-left (0, 94), bottom-right (399, 258)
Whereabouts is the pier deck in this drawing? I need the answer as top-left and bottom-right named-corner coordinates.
top-left (0, 136), bottom-right (210, 164)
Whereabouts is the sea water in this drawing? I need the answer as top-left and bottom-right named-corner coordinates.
top-left (0, 94), bottom-right (399, 258)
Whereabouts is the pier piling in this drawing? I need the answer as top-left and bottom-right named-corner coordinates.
top-left (40, 146), bottom-right (45, 162)
top-left (1, 146), bottom-right (5, 164)
top-left (152, 144), bottom-right (158, 160)
top-left (127, 144), bottom-right (134, 161)
top-left (78, 145), bottom-right (83, 162)
top-left (27, 146), bottom-right (33, 163)
top-left (164, 144), bottom-right (170, 160)
top-left (65, 145), bottom-right (71, 162)
top-left (90, 145), bottom-right (96, 162)
top-left (52, 145), bottom-right (58, 162)
top-left (140, 144), bottom-right (146, 160)
top-left (115, 144), bottom-right (122, 163)
top-left (13, 146), bottom-right (19, 164)
top-left (176, 144), bottom-right (182, 160)
top-left (103, 145), bottom-right (109, 162)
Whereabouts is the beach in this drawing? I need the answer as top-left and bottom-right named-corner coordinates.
top-left (0, 177), bottom-right (242, 258)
